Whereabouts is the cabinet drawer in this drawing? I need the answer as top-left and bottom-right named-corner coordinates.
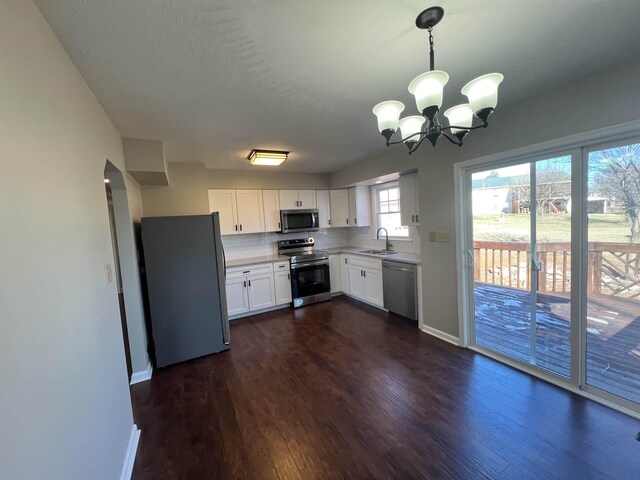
top-left (274, 261), bottom-right (290, 271)
top-left (226, 263), bottom-right (273, 278)
top-left (348, 254), bottom-right (382, 271)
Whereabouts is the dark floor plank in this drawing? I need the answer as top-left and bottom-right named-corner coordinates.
top-left (132, 296), bottom-right (640, 479)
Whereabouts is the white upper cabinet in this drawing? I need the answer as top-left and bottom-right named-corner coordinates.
top-left (279, 190), bottom-right (317, 209)
top-left (208, 189), bottom-right (239, 235)
top-left (209, 189), bottom-right (264, 235)
top-left (297, 190), bottom-right (316, 209)
top-left (348, 186), bottom-right (371, 227)
top-left (330, 189), bottom-right (349, 227)
top-left (316, 190), bottom-right (331, 228)
top-left (279, 190), bottom-right (298, 210)
top-left (262, 189), bottom-right (281, 232)
top-left (235, 190), bottom-right (265, 233)
top-left (399, 173), bottom-right (420, 226)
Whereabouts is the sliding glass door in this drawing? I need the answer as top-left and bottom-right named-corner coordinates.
top-left (471, 156), bottom-right (572, 377)
top-left (462, 137), bottom-right (640, 414)
top-left (585, 142), bottom-right (640, 404)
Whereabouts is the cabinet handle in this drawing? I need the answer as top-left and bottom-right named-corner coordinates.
top-left (346, 218), bottom-right (349, 225)
top-left (243, 280), bottom-right (246, 287)
top-left (248, 280), bottom-right (251, 287)
top-left (239, 224), bottom-right (243, 231)
top-left (278, 222), bottom-right (281, 229)
top-left (416, 214), bottom-right (419, 222)
top-left (364, 271), bottom-right (366, 278)
top-left (288, 273), bottom-right (290, 279)
top-left (300, 201), bottom-right (303, 206)
top-left (344, 258), bottom-right (347, 264)
top-left (235, 225), bottom-right (238, 231)
top-left (355, 218), bottom-right (357, 225)
top-left (328, 219), bottom-right (331, 226)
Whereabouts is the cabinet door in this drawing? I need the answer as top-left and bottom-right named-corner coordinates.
top-left (339, 254), bottom-right (350, 294)
top-left (298, 190), bottom-right (317, 209)
top-left (364, 268), bottom-right (384, 307)
top-left (399, 174), bottom-right (417, 226)
top-left (316, 190), bottom-right (331, 228)
top-left (274, 270), bottom-right (292, 305)
top-left (279, 190), bottom-right (298, 210)
top-left (236, 190), bottom-right (265, 234)
top-left (330, 190), bottom-right (349, 227)
top-left (329, 254), bottom-right (341, 293)
top-left (247, 273), bottom-right (276, 310)
top-left (226, 277), bottom-right (249, 316)
top-left (263, 190), bottom-right (281, 232)
top-left (349, 186), bottom-right (371, 227)
top-left (208, 189), bottom-right (238, 235)
top-left (348, 265), bottom-right (366, 299)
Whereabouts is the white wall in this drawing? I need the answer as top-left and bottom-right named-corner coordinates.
top-left (0, 1), bottom-right (136, 478)
top-left (331, 58), bottom-right (640, 338)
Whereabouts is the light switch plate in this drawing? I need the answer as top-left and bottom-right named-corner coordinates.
top-left (104, 263), bottom-right (113, 284)
top-left (435, 231), bottom-right (450, 243)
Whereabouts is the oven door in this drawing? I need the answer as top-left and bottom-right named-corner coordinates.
top-left (290, 261), bottom-right (330, 299)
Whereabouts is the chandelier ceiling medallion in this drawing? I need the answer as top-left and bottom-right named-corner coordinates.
top-left (372, 6), bottom-right (503, 154)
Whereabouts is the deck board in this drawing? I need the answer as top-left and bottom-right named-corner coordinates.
top-left (474, 283), bottom-right (640, 403)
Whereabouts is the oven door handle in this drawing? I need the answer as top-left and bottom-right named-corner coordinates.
top-left (290, 260), bottom-right (329, 269)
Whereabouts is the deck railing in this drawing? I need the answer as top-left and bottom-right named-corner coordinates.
top-left (473, 241), bottom-right (640, 300)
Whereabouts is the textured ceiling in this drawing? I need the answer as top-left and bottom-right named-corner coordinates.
top-left (35, 0), bottom-right (640, 173)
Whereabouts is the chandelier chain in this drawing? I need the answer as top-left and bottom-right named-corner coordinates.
top-left (428, 26), bottom-right (435, 71)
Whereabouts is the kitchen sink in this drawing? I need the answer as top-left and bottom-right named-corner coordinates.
top-left (358, 249), bottom-right (395, 256)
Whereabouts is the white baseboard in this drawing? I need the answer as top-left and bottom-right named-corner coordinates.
top-left (421, 325), bottom-right (460, 346)
top-left (130, 361), bottom-right (153, 385)
top-left (229, 303), bottom-right (289, 320)
top-left (120, 424), bottom-right (141, 480)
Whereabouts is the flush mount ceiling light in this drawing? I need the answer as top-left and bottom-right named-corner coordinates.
top-left (372, 6), bottom-right (503, 154)
top-left (247, 149), bottom-right (289, 166)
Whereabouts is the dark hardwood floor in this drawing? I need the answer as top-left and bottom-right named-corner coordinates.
top-left (131, 296), bottom-right (640, 479)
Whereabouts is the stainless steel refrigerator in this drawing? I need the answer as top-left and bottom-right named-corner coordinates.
top-left (141, 213), bottom-right (230, 367)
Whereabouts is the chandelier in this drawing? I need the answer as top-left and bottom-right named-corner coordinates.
top-left (372, 6), bottom-right (503, 154)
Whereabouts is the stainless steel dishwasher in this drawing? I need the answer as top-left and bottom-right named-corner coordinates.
top-left (382, 260), bottom-right (418, 322)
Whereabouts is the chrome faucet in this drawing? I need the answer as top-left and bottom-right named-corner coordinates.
top-left (376, 227), bottom-right (392, 251)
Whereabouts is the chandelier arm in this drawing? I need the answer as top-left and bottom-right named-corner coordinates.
top-left (441, 131), bottom-right (463, 147)
top-left (385, 130), bottom-right (426, 146)
top-left (441, 123), bottom-right (486, 133)
top-left (409, 134), bottom-right (428, 155)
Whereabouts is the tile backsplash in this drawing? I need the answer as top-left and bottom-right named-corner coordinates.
top-left (222, 226), bottom-right (420, 259)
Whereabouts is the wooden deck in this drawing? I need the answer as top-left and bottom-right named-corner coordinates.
top-left (474, 283), bottom-right (640, 404)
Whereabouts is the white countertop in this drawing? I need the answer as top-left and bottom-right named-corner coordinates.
top-left (324, 246), bottom-right (422, 265)
top-left (226, 255), bottom-right (289, 268)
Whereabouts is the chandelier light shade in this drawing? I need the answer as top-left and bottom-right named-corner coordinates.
top-left (408, 70), bottom-right (449, 118)
top-left (372, 6), bottom-right (504, 154)
top-left (247, 149), bottom-right (289, 166)
top-left (399, 116), bottom-right (426, 148)
top-left (444, 104), bottom-right (473, 135)
top-left (372, 101), bottom-right (405, 138)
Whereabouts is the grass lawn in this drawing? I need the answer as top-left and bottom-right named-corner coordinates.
top-left (473, 214), bottom-right (634, 243)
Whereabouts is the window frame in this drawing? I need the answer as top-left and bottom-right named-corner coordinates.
top-left (371, 181), bottom-right (410, 240)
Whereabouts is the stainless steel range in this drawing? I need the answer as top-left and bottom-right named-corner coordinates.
top-left (278, 237), bottom-right (331, 308)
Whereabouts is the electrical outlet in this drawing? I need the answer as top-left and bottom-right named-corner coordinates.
top-left (435, 231), bottom-right (450, 243)
top-left (429, 231), bottom-right (436, 242)
top-left (104, 263), bottom-right (113, 284)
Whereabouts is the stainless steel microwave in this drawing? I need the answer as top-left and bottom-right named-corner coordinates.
top-left (280, 209), bottom-right (319, 233)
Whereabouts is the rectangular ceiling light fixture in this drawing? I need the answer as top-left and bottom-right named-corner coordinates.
top-left (247, 149), bottom-right (289, 166)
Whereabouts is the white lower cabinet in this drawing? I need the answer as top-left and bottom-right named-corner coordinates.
top-left (329, 254), bottom-right (341, 293)
top-left (339, 253), bottom-right (350, 294)
top-left (225, 277), bottom-right (250, 316)
top-left (226, 263), bottom-right (279, 318)
top-left (274, 270), bottom-right (292, 305)
top-left (347, 255), bottom-right (383, 307)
